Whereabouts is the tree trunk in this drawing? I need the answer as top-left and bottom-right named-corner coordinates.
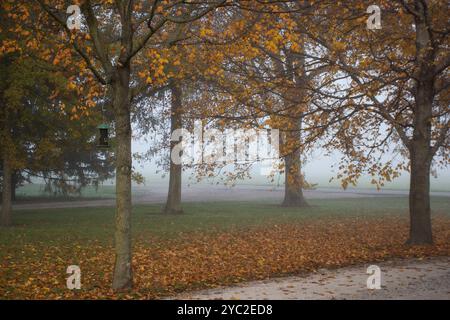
top-left (282, 118), bottom-right (308, 207)
top-left (406, 5), bottom-right (435, 245)
top-left (163, 82), bottom-right (183, 214)
top-left (1, 155), bottom-right (12, 226)
top-left (112, 66), bottom-right (133, 290)
top-left (408, 144), bottom-right (432, 245)
top-left (282, 150), bottom-right (308, 207)
top-left (407, 79), bottom-right (434, 245)
top-left (11, 171), bottom-right (16, 202)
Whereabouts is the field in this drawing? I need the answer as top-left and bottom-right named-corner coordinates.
top-left (1, 197), bottom-right (449, 299)
top-left (13, 184), bottom-right (116, 202)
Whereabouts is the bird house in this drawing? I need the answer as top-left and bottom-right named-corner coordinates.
top-left (97, 123), bottom-right (110, 148)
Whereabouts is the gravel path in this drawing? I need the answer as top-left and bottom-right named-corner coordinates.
top-left (172, 257), bottom-right (450, 300)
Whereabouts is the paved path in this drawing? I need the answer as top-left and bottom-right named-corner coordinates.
top-left (9, 185), bottom-right (450, 210)
top-left (172, 257), bottom-right (450, 300)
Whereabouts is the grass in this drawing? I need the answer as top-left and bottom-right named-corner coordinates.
top-left (0, 197), bottom-right (449, 299)
top-left (1, 197), bottom-right (449, 247)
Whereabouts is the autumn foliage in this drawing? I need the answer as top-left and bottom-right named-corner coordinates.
top-left (1, 214), bottom-right (449, 299)
top-left (0, 0), bottom-right (449, 295)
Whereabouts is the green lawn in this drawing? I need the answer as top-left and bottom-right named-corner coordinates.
top-left (1, 197), bottom-right (449, 249)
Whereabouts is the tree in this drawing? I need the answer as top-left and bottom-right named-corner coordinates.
top-left (26, 0), bottom-right (229, 290)
top-left (0, 121), bottom-right (12, 226)
top-left (0, 49), bottom-right (114, 224)
top-left (162, 23), bottom-right (188, 215)
top-left (184, 5), bottom-right (343, 206)
top-left (0, 0), bottom-right (17, 226)
top-left (164, 80), bottom-right (184, 214)
top-left (319, 0), bottom-right (449, 244)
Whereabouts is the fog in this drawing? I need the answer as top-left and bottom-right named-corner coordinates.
top-left (132, 137), bottom-right (450, 192)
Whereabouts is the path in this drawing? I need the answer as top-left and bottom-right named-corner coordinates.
top-left (172, 257), bottom-right (450, 300)
top-left (9, 185), bottom-right (450, 210)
